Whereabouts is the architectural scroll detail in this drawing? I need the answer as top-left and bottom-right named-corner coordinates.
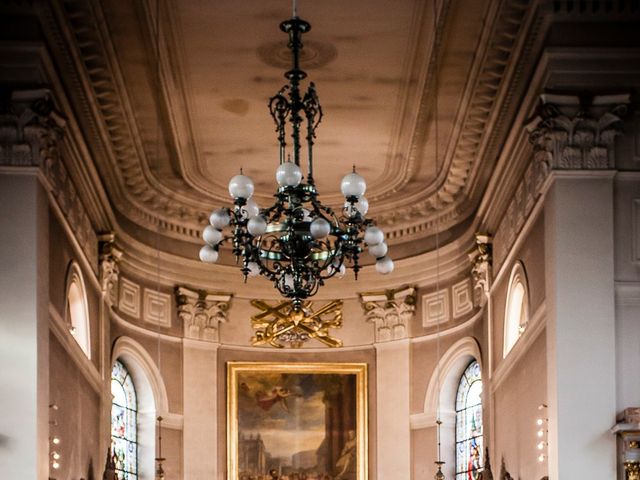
top-left (527, 93), bottom-right (630, 171)
top-left (469, 234), bottom-right (492, 308)
top-left (99, 234), bottom-right (121, 305)
top-left (359, 286), bottom-right (416, 342)
top-left (175, 286), bottom-right (232, 342)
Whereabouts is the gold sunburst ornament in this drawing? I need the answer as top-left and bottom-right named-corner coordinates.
top-left (250, 299), bottom-right (343, 348)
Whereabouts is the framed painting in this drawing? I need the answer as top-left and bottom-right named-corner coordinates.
top-left (227, 362), bottom-right (368, 480)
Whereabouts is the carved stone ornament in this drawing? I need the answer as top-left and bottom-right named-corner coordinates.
top-left (0, 89), bottom-right (65, 167)
top-left (175, 286), bottom-right (232, 342)
top-left (469, 233), bottom-right (492, 308)
top-left (526, 93), bottom-right (630, 171)
top-left (250, 299), bottom-right (343, 349)
top-left (99, 234), bottom-right (122, 305)
top-left (359, 286), bottom-right (416, 342)
top-left (0, 89), bottom-right (99, 267)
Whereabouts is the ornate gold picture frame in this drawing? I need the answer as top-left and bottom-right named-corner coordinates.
top-left (227, 362), bottom-right (368, 480)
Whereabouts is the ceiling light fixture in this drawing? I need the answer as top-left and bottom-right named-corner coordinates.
top-left (199, 1), bottom-right (393, 309)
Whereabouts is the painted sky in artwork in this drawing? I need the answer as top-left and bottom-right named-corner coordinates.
top-left (237, 372), bottom-right (337, 460)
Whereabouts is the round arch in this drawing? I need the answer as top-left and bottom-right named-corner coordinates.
top-left (422, 336), bottom-right (482, 480)
top-left (65, 261), bottom-right (91, 359)
top-left (111, 336), bottom-right (168, 479)
top-left (503, 261), bottom-right (530, 357)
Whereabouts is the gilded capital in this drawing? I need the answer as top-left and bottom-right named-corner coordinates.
top-left (175, 286), bottom-right (232, 342)
top-left (359, 286), bottom-right (416, 342)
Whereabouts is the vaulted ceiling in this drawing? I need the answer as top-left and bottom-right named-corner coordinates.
top-left (73, 0), bottom-right (527, 264)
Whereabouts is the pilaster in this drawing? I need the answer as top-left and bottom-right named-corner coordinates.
top-left (531, 94), bottom-right (628, 479)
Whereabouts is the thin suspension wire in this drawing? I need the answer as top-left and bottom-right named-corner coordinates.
top-left (153, 0), bottom-right (164, 467)
top-left (433, 0), bottom-right (443, 468)
top-left (292, 0), bottom-right (297, 17)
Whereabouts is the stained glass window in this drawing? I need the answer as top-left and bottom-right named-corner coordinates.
top-left (455, 360), bottom-right (483, 480)
top-left (111, 360), bottom-right (138, 479)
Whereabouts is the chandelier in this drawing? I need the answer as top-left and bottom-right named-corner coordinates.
top-left (199, 6), bottom-right (393, 309)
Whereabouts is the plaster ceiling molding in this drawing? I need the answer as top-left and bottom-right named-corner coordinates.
top-left (56, 0), bottom-right (208, 242)
top-left (56, 0), bottom-right (537, 253)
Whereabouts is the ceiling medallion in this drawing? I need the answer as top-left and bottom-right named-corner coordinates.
top-left (199, 5), bottom-right (393, 309)
top-left (250, 299), bottom-right (343, 349)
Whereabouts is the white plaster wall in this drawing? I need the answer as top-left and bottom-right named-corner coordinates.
top-left (0, 173), bottom-right (49, 478)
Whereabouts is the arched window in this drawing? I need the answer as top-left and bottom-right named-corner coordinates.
top-left (65, 262), bottom-right (91, 359)
top-left (503, 262), bottom-right (529, 357)
top-left (455, 360), bottom-right (483, 479)
top-left (111, 360), bottom-right (138, 479)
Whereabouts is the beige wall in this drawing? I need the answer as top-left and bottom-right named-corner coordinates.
top-left (49, 333), bottom-right (102, 479)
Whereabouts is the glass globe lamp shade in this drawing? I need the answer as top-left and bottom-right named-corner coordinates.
top-left (375, 256), bottom-right (394, 274)
top-left (369, 242), bottom-right (388, 258)
top-left (202, 225), bottom-right (223, 246)
top-left (228, 174), bottom-right (254, 199)
top-left (364, 226), bottom-right (384, 246)
top-left (310, 217), bottom-right (331, 239)
top-left (242, 198), bottom-right (260, 218)
top-left (209, 208), bottom-right (230, 229)
top-left (247, 216), bottom-right (268, 236)
top-left (340, 172), bottom-right (366, 197)
top-left (199, 245), bottom-right (219, 263)
top-left (355, 196), bottom-right (369, 215)
top-left (336, 263), bottom-right (347, 278)
top-left (276, 162), bottom-right (303, 187)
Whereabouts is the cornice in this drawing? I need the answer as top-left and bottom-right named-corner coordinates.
top-left (115, 226), bottom-right (475, 300)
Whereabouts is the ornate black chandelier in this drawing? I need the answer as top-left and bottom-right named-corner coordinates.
top-left (199, 7), bottom-right (393, 309)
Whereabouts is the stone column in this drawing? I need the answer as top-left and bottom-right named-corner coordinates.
top-left (528, 93), bottom-right (629, 479)
top-left (176, 286), bottom-right (231, 479)
top-left (359, 286), bottom-right (416, 342)
top-left (0, 90), bottom-right (60, 478)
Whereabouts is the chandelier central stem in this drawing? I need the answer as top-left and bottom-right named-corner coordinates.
top-left (200, 11), bottom-right (394, 316)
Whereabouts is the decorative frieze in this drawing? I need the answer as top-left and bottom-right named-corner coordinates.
top-left (451, 278), bottom-right (474, 318)
top-left (118, 277), bottom-right (141, 319)
top-left (99, 234), bottom-right (121, 305)
top-left (469, 234), bottom-right (492, 308)
top-left (143, 289), bottom-right (172, 327)
top-left (422, 289), bottom-right (450, 328)
top-left (175, 287), bottom-right (232, 342)
top-left (359, 286), bottom-right (416, 342)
